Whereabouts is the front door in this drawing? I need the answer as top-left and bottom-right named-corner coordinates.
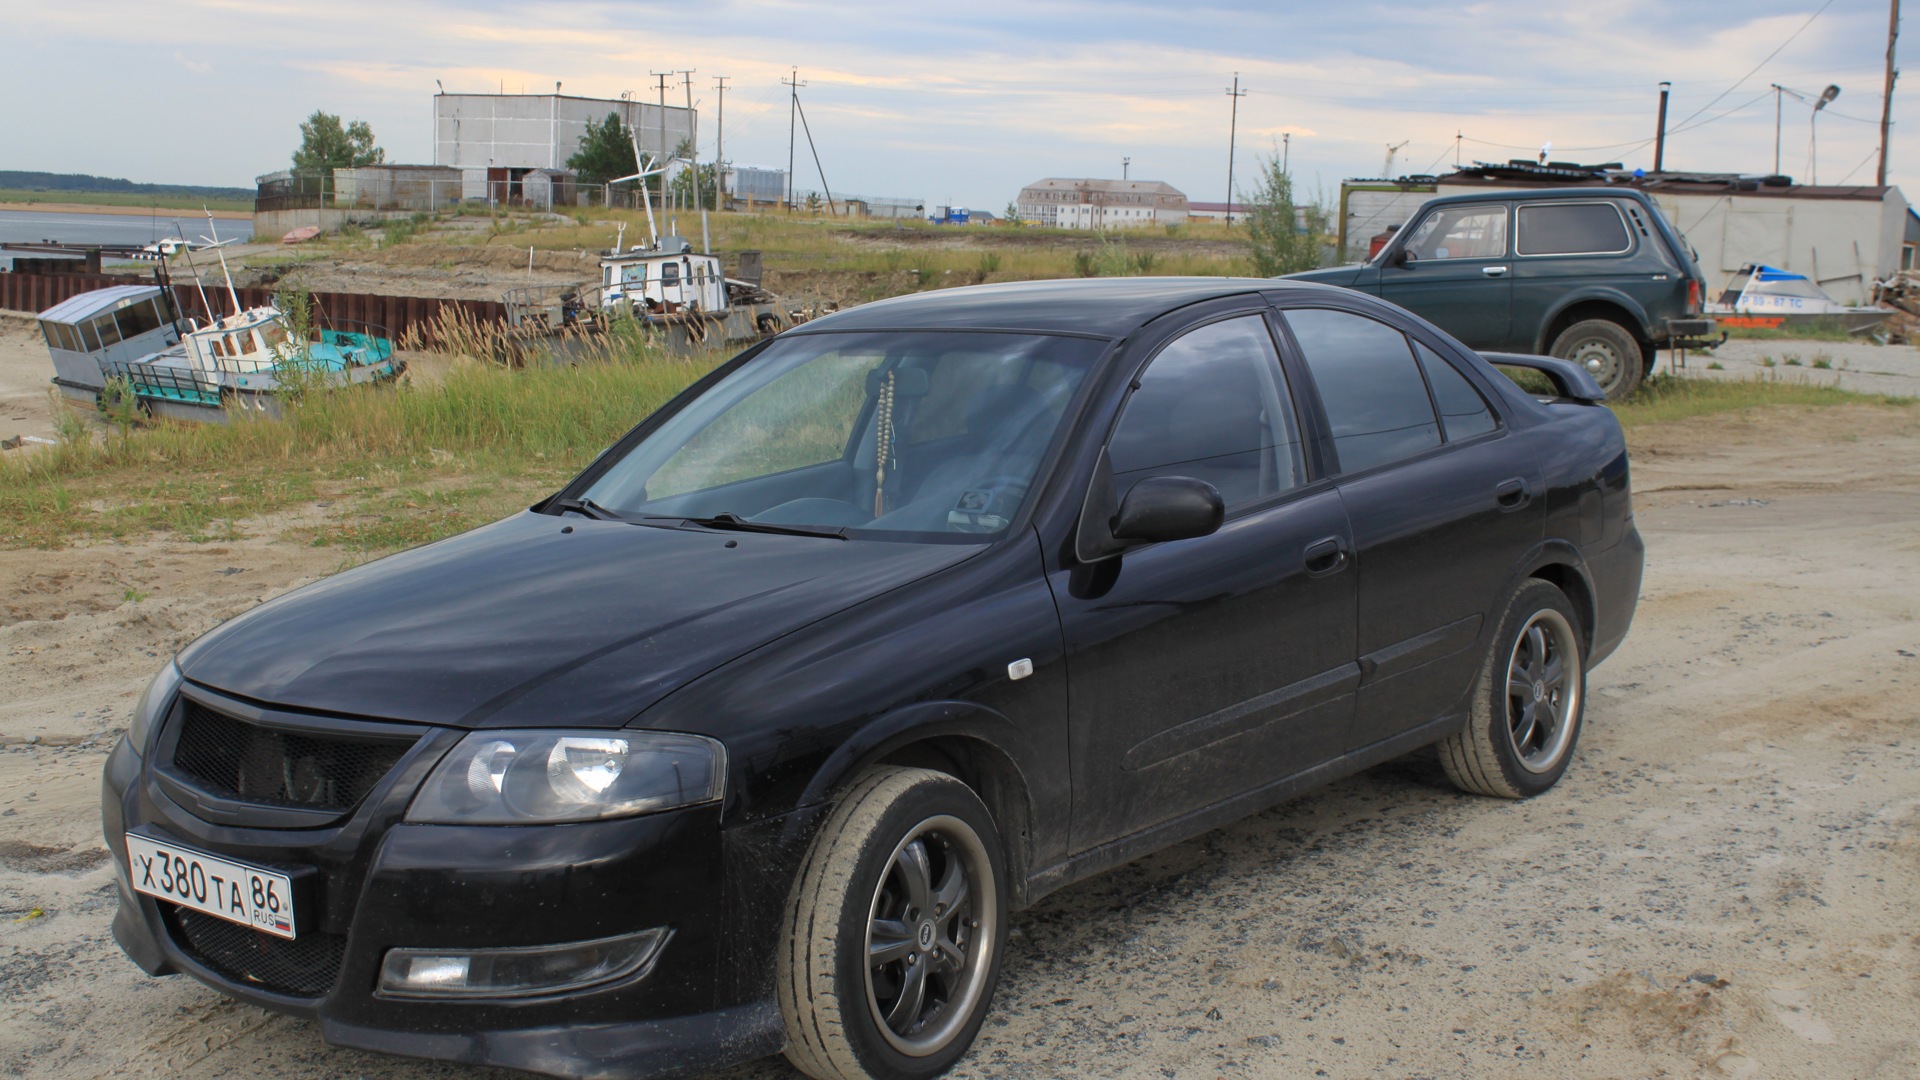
top-left (1053, 311), bottom-right (1359, 852)
top-left (1379, 202), bottom-right (1514, 348)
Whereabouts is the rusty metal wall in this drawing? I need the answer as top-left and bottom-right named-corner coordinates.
top-left (0, 273), bottom-right (507, 344)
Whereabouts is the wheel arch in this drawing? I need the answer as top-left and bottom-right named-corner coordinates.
top-left (1521, 545), bottom-right (1599, 651)
top-left (797, 702), bottom-right (1042, 909)
top-left (1536, 294), bottom-right (1653, 356)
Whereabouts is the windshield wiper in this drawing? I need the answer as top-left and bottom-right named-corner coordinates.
top-left (549, 496), bottom-right (624, 521)
top-left (644, 512), bottom-right (848, 540)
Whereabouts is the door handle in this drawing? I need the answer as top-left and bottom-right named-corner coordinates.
top-left (1495, 477), bottom-right (1531, 510)
top-left (1303, 537), bottom-right (1348, 577)
top-left (1481, 265), bottom-right (1509, 277)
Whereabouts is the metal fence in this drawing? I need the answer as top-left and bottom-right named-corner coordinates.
top-left (0, 272), bottom-right (507, 346)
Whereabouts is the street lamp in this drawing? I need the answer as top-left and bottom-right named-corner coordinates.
top-left (1774, 84), bottom-right (1841, 183)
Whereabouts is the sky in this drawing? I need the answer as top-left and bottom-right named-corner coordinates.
top-left (1, 0), bottom-right (1910, 211)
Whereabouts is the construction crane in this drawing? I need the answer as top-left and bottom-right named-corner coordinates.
top-left (1382, 140), bottom-right (1410, 178)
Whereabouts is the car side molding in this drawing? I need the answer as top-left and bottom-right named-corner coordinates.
top-left (1480, 353), bottom-right (1608, 404)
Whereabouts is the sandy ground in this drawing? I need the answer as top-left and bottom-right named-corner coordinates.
top-left (1672, 339), bottom-right (1920, 399)
top-left (0, 313), bottom-right (60, 445)
top-left (1, 400), bottom-right (1916, 1078)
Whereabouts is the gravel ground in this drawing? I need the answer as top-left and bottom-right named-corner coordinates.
top-left (1667, 339), bottom-right (1920, 399)
top-left (2, 403), bottom-right (1918, 1079)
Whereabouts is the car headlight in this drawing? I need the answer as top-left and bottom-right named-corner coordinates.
top-left (126, 662), bottom-right (182, 757)
top-left (406, 730), bottom-right (725, 824)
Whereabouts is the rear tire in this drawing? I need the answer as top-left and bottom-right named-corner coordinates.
top-left (779, 767), bottom-right (1008, 1080)
top-left (1440, 580), bottom-right (1587, 799)
top-left (1550, 319), bottom-right (1643, 400)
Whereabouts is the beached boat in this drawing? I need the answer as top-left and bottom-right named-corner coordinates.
top-left (1710, 264), bottom-right (1896, 333)
top-left (37, 284), bottom-right (193, 405)
top-left (102, 302), bottom-right (400, 423)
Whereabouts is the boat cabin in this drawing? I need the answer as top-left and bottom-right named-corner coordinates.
top-left (599, 238), bottom-right (728, 315)
top-left (183, 306), bottom-right (296, 375)
top-left (38, 285), bottom-right (185, 400)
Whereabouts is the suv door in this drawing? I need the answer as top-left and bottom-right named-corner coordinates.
top-left (1379, 202), bottom-right (1514, 348)
top-left (1054, 311), bottom-right (1358, 852)
top-left (1510, 199), bottom-right (1646, 349)
top-left (1276, 305), bottom-right (1544, 752)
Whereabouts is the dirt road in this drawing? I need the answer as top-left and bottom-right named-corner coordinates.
top-left (3, 404), bottom-right (1917, 1079)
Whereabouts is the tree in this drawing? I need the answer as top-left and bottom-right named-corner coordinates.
top-left (1003, 200), bottom-right (1021, 225)
top-left (292, 111), bottom-right (383, 174)
top-left (567, 112), bottom-right (638, 186)
top-left (1241, 154), bottom-right (1329, 276)
top-left (667, 138), bottom-right (720, 210)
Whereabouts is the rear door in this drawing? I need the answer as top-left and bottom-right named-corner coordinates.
top-left (1276, 304), bottom-right (1543, 752)
top-left (1509, 200), bottom-right (1645, 347)
top-left (1055, 309), bottom-right (1358, 851)
top-left (1378, 202), bottom-right (1513, 348)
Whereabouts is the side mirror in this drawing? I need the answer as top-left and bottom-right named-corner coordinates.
top-left (1387, 246), bottom-right (1412, 268)
top-left (1111, 477), bottom-right (1224, 544)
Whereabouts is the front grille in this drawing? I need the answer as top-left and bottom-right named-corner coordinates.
top-left (170, 701), bottom-right (415, 812)
top-left (164, 904), bottom-right (346, 997)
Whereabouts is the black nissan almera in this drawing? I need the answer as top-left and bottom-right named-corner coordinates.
top-left (103, 278), bottom-right (1642, 1080)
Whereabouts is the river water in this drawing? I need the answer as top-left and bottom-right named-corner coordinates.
top-left (0, 208), bottom-right (254, 269)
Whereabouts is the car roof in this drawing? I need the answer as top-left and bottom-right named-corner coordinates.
top-left (791, 276), bottom-right (1297, 337)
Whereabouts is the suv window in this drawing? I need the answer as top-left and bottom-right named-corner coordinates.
top-left (1402, 205), bottom-right (1508, 261)
top-left (1108, 314), bottom-right (1303, 512)
top-left (1283, 308), bottom-right (1441, 473)
top-left (1517, 202), bottom-right (1631, 256)
top-left (1414, 341), bottom-right (1498, 440)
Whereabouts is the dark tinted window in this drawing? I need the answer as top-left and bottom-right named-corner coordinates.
top-left (1108, 315), bottom-right (1303, 512)
top-left (1517, 203), bottom-right (1631, 256)
top-left (1415, 341), bottom-right (1498, 440)
top-left (91, 313), bottom-right (122, 348)
top-left (1284, 308), bottom-right (1440, 473)
top-left (115, 299), bottom-right (164, 341)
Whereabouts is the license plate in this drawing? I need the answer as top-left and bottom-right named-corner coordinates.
top-left (125, 834), bottom-right (297, 940)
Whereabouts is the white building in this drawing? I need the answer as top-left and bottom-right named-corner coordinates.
top-left (433, 92), bottom-right (694, 172)
top-left (1338, 169), bottom-right (1909, 305)
top-left (1016, 178), bottom-right (1188, 229)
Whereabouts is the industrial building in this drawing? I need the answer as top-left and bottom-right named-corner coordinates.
top-left (433, 91), bottom-right (693, 172)
top-left (1016, 178), bottom-right (1188, 229)
top-left (1338, 163), bottom-right (1911, 305)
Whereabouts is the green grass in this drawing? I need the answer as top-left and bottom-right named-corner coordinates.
top-left (1607, 373), bottom-right (1913, 427)
top-left (1, 346), bottom-right (724, 549)
top-left (0, 187), bottom-right (253, 213)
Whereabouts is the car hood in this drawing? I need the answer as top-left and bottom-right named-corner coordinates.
top-left (177, 512), bottom-right (976, 729)
top-left (1283, 265), bottom-right (1367, 287)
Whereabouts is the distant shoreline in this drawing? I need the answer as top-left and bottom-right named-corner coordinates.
top-left (0, 202), bottom-right (251, 220)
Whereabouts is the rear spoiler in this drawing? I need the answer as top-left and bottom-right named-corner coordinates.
top-left (1480, 352), bottom-right (1608, 404)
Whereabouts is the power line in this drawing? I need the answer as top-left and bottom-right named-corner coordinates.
top-left (1665, 0), bottom-right (1838, 131)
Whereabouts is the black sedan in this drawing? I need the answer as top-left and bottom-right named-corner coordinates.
top-left (102, 278), bottom-right (1642, 1080)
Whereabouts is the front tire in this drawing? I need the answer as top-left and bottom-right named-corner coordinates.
top-left (1550, 319), bottom-right (1643, 400)
top-left (1440, 580), bottom-right (1587, 799)
top-left (779, 767), bottom-right (1008, 1080)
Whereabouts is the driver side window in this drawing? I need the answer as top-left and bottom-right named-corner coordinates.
top-left (1403, 206), bottom-right (1509, 261)
top-left (1108, 315), bottom-right (1303, 513)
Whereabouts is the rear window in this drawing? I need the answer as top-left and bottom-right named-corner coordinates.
top-left (1517, 203), bottom-right (1631, 256)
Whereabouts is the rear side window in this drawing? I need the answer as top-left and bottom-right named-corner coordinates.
top-left (1414, 341), bottom-right (1498, 441)
top-left (1108, 314), bottom-right (1304, 512)
top-left (1283, 309), bottom-right (1440, 474)
top-left (1517, 203), bottom-right (1631, 256)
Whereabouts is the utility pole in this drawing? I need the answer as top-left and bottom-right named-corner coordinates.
top-left (783, 67), bottom-right (805, 212)
top-left (1772, 84), bottom-right (1784, 175)
top-left (1224, 72), bottom-right (1246, 224)
top-left (679, 68), bottom-right (700, 211)
top-left (1282, 133), bottom-right (1290, 174)
top-left (713, 75), bottom-right (730, 204)
top-left (1653, 81), bottom-right (1671, 173)
top-left (1455, 129), bottom-right (1462, 168)
top-left (1122, 156), bottom-right (1130, 180)
top-left (651, 70), bottom-right (672, 217)
top-left (1879, 0), bottom-right (1901, 186)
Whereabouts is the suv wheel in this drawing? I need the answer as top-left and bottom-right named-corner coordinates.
top-left (1550, 319), bottom-right (1643, 400)
top-left (779, 766), bottom-right (1008, 1080)
top-left (1439, 579), bottom-right (1587, 799)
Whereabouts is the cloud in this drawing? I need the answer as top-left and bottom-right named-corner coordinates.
top-left (172, 50), bottom-right (213, 76)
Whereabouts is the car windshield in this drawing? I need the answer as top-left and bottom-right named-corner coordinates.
top-left (579, 330), bottom-right (1104, 541)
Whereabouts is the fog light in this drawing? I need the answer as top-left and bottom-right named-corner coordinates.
top-left (377, 927), bottom-right (670, 999)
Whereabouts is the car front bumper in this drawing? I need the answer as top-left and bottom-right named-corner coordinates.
top-left (101, 727), bottom-right (804, 1079)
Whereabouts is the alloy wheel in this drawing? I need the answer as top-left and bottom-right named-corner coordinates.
top-left (864, 814), bottom-right (997, 1057)
top-left (1505, 609), bottom-right (1582, 773)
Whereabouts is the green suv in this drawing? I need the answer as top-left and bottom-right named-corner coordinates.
top-left (1290, 187), bottom-right (1717, 399)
